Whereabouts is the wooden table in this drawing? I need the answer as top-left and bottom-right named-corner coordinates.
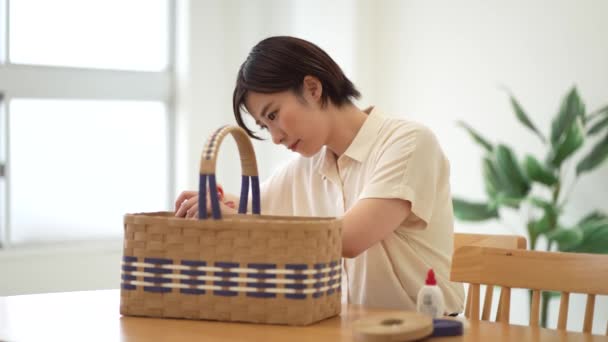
top-left (1, 290), bottom-right (606, 341)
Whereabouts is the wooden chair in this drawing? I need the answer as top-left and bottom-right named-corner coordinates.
top-left (451, 245), bottom-right (608, 334)
top-left (453, 233), bottom-right (527, 320)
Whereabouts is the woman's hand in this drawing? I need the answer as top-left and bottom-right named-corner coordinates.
top-left (174, 190), bottom-right (199, 218)
top-left (174, 187), bottom-right (238, 219)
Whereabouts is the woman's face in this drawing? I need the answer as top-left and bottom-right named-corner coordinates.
top-left (245, 81), bottom-right (329, 157)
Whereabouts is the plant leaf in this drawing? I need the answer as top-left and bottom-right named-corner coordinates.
top-left (510, 95), bottom-right (546, 143)
top-left (523, 155), bottom-right (558, 186)
top-left (576, 131), bottom-right (608, 175)
top-left (493, 193), bottom-right (523, 209)
top-left (528, 216), bottom-right (551, 236)
top-left (452, 198), bottom-right (499, 221)
top-left (550, 87), bottom-right (585, 146)
top-left (527, 196), bottom-right (560, 213)
top-left (577, 211), bottom-right (608, 226)
top-left (457, 121), bottom-right (493, 152)
top-left (566, 219), bottom-right (608, 254)
top-left (547, 228), bottom-right (584, 251)
top-left (528, 204), bottom-right (558, 236)
top-left (547, 117), bottom-right (585, 168)
top-left (482, 157), bottom-right (501, 198)
top-left (587, 115), bottom-right (608, 136)
top-left (586, 104), bottom-right (608, 123)
top-left (494, 144), bottom-right (531, 197)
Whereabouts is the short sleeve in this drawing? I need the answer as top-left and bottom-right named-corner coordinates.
top-left (359, 125), bottom-right (447, 227)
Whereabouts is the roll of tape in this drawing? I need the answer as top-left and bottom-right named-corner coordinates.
top-left (352, 312), bottom-right (433, 342)
top-left (431, 318), bottom-right (463, 337)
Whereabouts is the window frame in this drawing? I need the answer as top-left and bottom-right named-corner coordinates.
top-left (0, 0), bottom-right (176, 248)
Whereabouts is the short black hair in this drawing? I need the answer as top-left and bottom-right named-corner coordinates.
top-left (232, 36), bottom-right (361, 139)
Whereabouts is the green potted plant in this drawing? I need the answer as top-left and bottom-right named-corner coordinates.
top-left (453, 86), bottom-right (608, 327)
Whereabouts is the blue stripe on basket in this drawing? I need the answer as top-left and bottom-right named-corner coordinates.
top-left (314, 263), bottom-right (326, 269)
top-left (246, 283), bottom-right (276, 289)
top-left (313, 292), bottom-right (324, 298)
top-left (208, 175), bottom-right (222, 219)
top-left (121, 274), bottom-right (136, 281)
top-left (247, 273), bottom-right (277, 279)
top-left (181, 260), bottom-right (207, 267)
top-left (181, 289), bottom-right (206, 295)
top-left (285, 274), bottom-right (307, 280)
top-left (313, 273), bottom-right (326, 279)
top-left (327, 279), bottom-right (336, 286)
top-left (144, 286), bottom-right (171, 293)
top-left (327, 289), bottom-right (335, 295)
top-left (214, 291), bottom-right (238, 296)
top-left (144, 277), bottom-right (172, 283)
top-left (251, 176), bottom-right (261, 215)
top-left (239, 176), bottom-right (249, 214)
top-left (247, 292), bottom-right (276, 298)
top-left (123, 256), bottom-right (138, 262)
top-left (285, 283), bottom-right (307, 290)
top-left (215, 281), bottom-right (238, 287)
top-left (180, 279), bottom-right (206, 285)
top-left (285, 294), bottom-right (306, 300)
top-left (248, 263), bottom-right (276, 269)
top-left (313, 282), bottom-right (325, 288)
top-left (215, 262), bottom-right (239, 268)
top-left (199, 173), bottom-right (208, 219)
top-left (181, 270), bottom-right (206, 276)
top-left (285, 264), bottom-right (307, 270)
top-left (329, 261), bottom-right (338, 267)
top-left (122, 283), bottom-right (136, 290)
top-left (122, 265), bottom-right (137, 272)
top-left (328, 270), bottom-right (338, 276)
top-left (143, 267), bottom-right (173, 274)
top-left (144, 257), bottom-right (173, 265)
top-left (215, 272), bottom-right (239, 278)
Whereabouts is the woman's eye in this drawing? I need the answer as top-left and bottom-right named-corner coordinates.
top-left (267, 111), bottom-right (277, 121)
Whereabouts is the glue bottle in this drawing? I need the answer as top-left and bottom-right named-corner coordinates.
top-left (416, 268), bottom-right (445, 318)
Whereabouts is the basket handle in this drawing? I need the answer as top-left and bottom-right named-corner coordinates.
top-left (198, 125), bottom-right (261, 220)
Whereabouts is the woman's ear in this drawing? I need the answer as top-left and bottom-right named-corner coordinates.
top-left (302, 75), bottom-right (323, 104)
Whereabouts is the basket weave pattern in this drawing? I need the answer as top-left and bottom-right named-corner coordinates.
top-left (120, 126), bottom-right (342, 325)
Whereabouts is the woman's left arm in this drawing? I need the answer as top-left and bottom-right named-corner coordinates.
top-left (342, 198), bottom-right (412, 258)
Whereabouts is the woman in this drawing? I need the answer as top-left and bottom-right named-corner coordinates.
top-left (175, 36), bottom-right (464, 314)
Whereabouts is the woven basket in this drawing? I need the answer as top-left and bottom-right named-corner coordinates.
top-left (120, 125), bottom-right (342, 325)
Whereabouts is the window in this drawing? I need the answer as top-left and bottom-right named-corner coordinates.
top-left (0, 0), bottom-right (174, 246)
top-left (9, 0), bottom-right (168, 71)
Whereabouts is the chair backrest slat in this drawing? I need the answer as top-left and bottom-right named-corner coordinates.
top-left (470, 283), bottom-right (481, 320)
top-left (583, 294), bottom-right (595, 333)
top-left (496, 287), bottom-right (511, 323)
top-left (481, 284), bottom-right (494, 320)
top-left (557, 292), bottom-right (570, 330)
top-left (530, 290), bottom-right (541, 327)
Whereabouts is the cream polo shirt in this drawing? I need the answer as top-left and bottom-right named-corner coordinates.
top-left (259, 107), bottom-right (465, 313)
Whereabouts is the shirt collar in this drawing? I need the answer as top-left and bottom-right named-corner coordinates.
top-left (342, 106), bottom-right (385, 163)
top-left (315, 106), bottom-right (385, 178)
